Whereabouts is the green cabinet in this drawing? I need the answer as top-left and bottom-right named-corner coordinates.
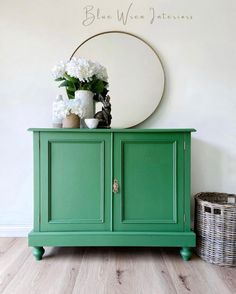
top-left (28, 129), bottom-right (196, 261)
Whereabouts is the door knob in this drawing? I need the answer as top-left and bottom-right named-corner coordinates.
top-left (113, 178), bottom-right (119, 193)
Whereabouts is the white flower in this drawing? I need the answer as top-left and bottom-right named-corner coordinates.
top-left (52, 95), bottom-right (86, 120)
top-left (94, 62), bottom-right (108, 82)
top-left (66, 57), bottom-right (92, 82)
top-left (52, 61), bottom-right (67, 79)
top-left (65, 57), bottom-right (108, 83)
top-left (55, 94), bottom-right (63, 102)
top-left (68, 99), bottom-right (85, 118)
top-left (53, 100), bottom-right (69, 120)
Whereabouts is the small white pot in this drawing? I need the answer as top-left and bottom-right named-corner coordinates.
top-left (85, 118), bottom-right (99, 129)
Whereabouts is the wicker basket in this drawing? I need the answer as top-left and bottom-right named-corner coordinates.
top-left (195, 192), bottom-right (236, 266)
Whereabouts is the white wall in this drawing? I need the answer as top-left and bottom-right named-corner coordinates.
top-left (0, 0), bottom-right (235, 236)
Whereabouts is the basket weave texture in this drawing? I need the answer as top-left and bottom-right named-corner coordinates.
top-left (195, 192), bottom-right (236, 266)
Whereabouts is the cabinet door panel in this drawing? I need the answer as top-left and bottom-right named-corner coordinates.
top-left (40, 132), bottom-right (111, 231)
top-left (113, 133), bottom-right (184, 232)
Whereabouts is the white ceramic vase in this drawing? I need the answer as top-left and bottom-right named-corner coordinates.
top-left (75, 90), bottom-right (95, 128)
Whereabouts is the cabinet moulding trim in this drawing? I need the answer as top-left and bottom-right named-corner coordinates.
top-left (48, 218), bottom-right (104, 224)
top-left (120, 139), bottom-right (178, 224)
top-left (121, 219), bottom-right (177, 224)
top-left (44, 139), bottom-right (106, 227)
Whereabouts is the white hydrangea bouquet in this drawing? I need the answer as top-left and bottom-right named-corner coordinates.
top-left (52, 57), bottom-right (109, 127)
top-left (52, 57), bottom-right (108, 100)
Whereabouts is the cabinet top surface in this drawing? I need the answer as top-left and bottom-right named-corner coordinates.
top-left (28, 128), bottom-right (196, 133)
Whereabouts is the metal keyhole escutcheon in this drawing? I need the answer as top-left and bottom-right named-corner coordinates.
top-left (113, 178), bottom-right (119, 193)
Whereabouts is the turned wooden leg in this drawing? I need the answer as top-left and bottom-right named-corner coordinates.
top-left (32, 247), bottom-right (45, 261)
top-left (180, 247), bottom-right (192, 261)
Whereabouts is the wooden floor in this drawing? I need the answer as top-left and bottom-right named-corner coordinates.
top-left (0, 238), bottom-right (235, 294)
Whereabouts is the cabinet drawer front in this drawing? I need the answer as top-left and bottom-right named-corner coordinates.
top-left (113, 133), bottom-right (185, 232)
top-left (40, 132), bottom-right (111, 231)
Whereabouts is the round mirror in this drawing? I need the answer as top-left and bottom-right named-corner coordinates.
top-left (71, 31), bottom-right (165, 128)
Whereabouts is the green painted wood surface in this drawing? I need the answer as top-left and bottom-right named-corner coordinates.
top-left (184, 132), bottom-right (192, 231)
top-left (29, 231), bottom-right (196, 247)
top-left (113, 133), bottom-right (184, 232)
top-left (28, 129), bottom-right (196, 254)
top-left (33, 132), bottom-right (40, 232)
top-left (29, 128), bottom-right (196, 133)
top-left (40, 132), bottom-right (111, 231)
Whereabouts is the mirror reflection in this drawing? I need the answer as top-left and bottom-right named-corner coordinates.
top-left (71, 31), bottom-right (165, 128)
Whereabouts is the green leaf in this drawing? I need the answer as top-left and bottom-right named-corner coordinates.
top-left (103, 81), bottom-right (108, 87)
top-left (67, 86), bottom-right (76, 92)
top-left (66, 89), bottom-right (74, 99)
top-left (101, 87), bottom-right (109, 98)
top-left (58, 80), bottom-right (69, 88)
top-left (55, 77), bottom-right (64, 82)
top-left (64, 73), bottom-right (78, 83)
top-left (91, 79), bottom-right (104, 94)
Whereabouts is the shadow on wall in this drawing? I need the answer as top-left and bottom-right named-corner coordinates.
top-left (191, 137), bottom-right (227, 223)
top-left (191, 137), bottom-right (225, 194)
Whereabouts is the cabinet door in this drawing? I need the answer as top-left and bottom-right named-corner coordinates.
top-left (40, 132), bottom-right (111, 231)
top-left (113, 133), bottom-right (185, 232)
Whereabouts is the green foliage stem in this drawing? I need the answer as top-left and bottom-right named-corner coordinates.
top-left (54, 74), bottom-right (108, 100)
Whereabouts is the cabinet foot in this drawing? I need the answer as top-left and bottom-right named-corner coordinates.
top-left (32, 247), bottom-right (45, 261)
top-left (180, 247), bottom-right (192, 261)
